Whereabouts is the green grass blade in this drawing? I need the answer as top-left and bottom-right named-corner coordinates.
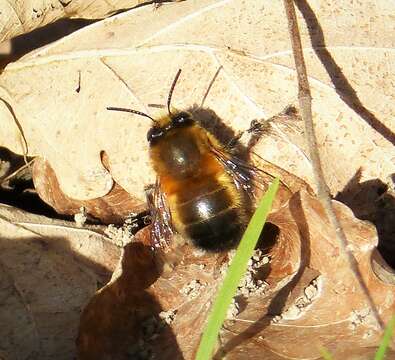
top-left (319, 347), bottom-right (334, 360)
top-left (375, 314), bottom-right (395, 360)
top-left (195, 178), bottom-right (280, 360)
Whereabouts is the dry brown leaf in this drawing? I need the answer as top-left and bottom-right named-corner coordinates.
top-left (0, 0), bottom-right (157, 43)
top-left (0, 204), bottom-right (122, 276)
top-left (0, 1), bottom-right (394, 358)
top-left (0, 204), bottom-right (122, 359)
top-left (0, 0), bottom-right (393, 203)
top-left (32, 155), bottom-right (146, 223)
top-left (77, 191), bottom-right (395, 359)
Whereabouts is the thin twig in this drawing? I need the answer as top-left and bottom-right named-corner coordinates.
top-left (0, 158), bottom-right (35, 186)
top-left (283, 0), bottom-right (384, 330)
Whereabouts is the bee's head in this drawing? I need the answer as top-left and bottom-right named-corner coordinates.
top-left (108, 69), bottom-right (189, 145)
top-left (170, 111), bottom-right (194, 128)
top-left (147, 111), bottom-right (194, 144)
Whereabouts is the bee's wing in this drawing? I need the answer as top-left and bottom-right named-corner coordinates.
top-left (145, 179), bottom-right (174, 248)
top-left (209, 146), bottom-right (270, 200)
top-left (209, 144), bottom-right (308, 200)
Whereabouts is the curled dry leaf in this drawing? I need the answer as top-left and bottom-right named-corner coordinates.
top-left (77, 226), bottom-right (231, 360)
top-left (77, 191), bottom-right (395, 359)
top-left (221, 192), bottom-right (395, 359)
top-left (0, 0), bottom-right (393, 204)
top-left (0, 0), bottom-right (157, 43)
top-left (0, 204), bottom-right (122, 359)
top-left (32, 155), bottom-right (146, 224)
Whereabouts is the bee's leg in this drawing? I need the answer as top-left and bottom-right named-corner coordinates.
top-left (247, 105), bottom-right (297, 135)
top-left (152, 0), bottom-right (164, 10)
top-left (144, 181), bottom-right (174, 249)
top-left (224, 105), bottom-right (299, 151)
top-left (141, 185), bottom-right (154, 227)
top-left (246, 105), bottom-right (300, 149)
top-left (224, 121), bottom-right (270, 151)
top-left (144, 184), bottom-right (155, 217)
top-left (144, 184), bottom-right (159, 248)
top-left (224, 130), bottom-right (244, 150)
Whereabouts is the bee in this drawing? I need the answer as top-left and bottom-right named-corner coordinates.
top-left (108, 70), bottom-right (285, 251)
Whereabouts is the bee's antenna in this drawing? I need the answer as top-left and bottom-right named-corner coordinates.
top-left (107, 107), bottom-right (158, 124)
top-left (167, 69), bottom-right (182, 116)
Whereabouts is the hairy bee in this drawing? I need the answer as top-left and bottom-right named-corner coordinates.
top-left (108, 70), bottom-right (277, 251)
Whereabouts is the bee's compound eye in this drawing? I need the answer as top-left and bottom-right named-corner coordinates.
top-left (147, 127), bottom-right (164, 143)
top-left (171, 112), bottom-right (192, 127)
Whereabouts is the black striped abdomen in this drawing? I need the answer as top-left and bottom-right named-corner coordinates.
top-left (175, 180), bottom-right (246, 251)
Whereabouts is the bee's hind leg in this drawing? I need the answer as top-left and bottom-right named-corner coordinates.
top-left (246, 105), bottom-right (300, 149)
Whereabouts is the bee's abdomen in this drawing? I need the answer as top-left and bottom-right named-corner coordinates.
top-left (185, 208), bottom-right (244, 251)
top-left (176, 182), bottom-right (246, 251)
